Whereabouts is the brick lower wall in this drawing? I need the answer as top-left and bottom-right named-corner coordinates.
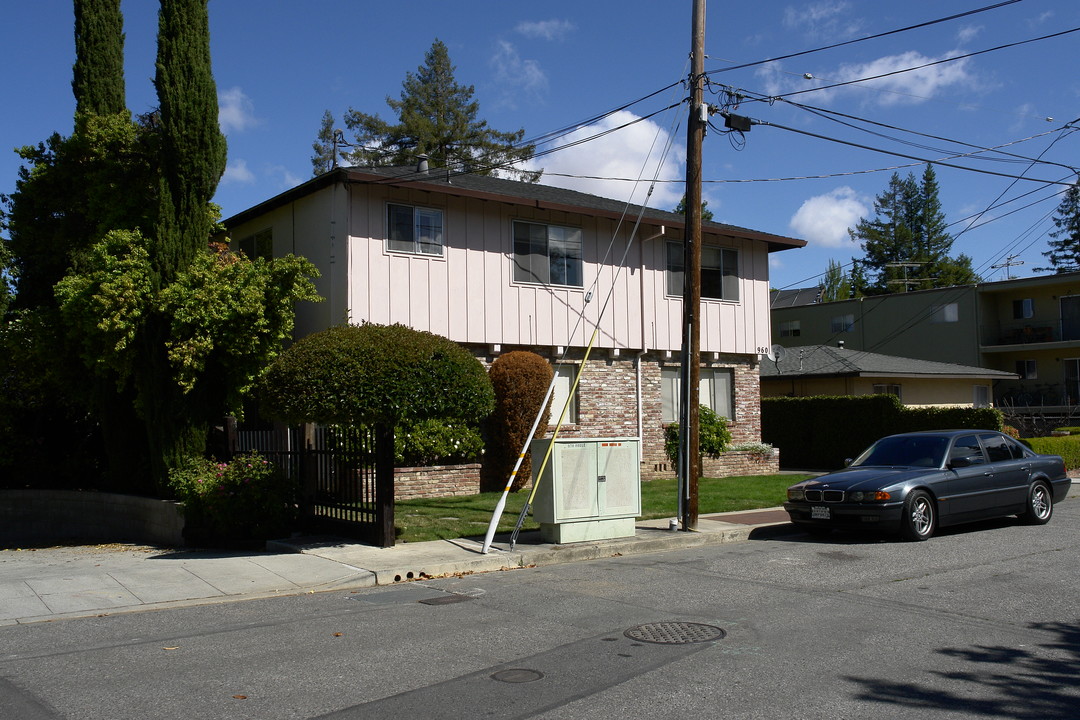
top-left (394, 463), bottom-right (481, 500)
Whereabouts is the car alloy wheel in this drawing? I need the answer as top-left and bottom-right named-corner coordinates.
top-left (901, 490), bottom-right (935, 541)
top-left (1019, 481), bottom-right (1053, 525)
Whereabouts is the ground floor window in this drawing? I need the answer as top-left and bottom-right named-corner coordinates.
top-left (551, 364), bottom-right (579, 424)
top-left (661, 366), bottom-right (735, 423)
top-left (873, 383), bottom-right (902, 401)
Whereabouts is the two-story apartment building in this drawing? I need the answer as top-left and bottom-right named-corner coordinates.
top-left (770, 271), bottom-right (1080, 414)
top-left (223, 165), bottom-right (806, 475)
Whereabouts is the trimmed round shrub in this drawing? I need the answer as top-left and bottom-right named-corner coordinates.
top-left (483, 351), bottom-right (553, 492)
top-left (259, 323), bottom-right (494, 426)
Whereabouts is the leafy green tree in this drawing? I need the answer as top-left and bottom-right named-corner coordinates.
top-left (341, 39), bottom-right (539, 181)
top-left (818, 258), bottom-right (851, 302)
top-left (849, 164), bottom-right (977, 293)
top-left (1036, 178), bottom-right (1080, 273)
top-left (311, 109), bottom-right (339, 176)
top-left (674, 194), bottom-right (714, 222)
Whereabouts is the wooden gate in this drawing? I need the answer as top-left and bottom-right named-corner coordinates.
top-left (228, 420), bottom-right (395, 547)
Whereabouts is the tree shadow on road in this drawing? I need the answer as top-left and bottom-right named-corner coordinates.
top-left (845, 620), bottom-right (1080, 717)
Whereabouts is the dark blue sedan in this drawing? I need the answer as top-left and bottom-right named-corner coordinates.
top-left (784, 430), bottom-right (1070, 541)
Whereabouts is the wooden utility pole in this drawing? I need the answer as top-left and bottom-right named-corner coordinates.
top-left (679, 0), bottom-right (705, 531)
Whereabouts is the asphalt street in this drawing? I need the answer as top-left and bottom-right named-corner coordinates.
top-left (2, 499), bottom-right (1078, 719)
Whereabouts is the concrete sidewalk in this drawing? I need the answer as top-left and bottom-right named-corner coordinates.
top-left (0, 508), bottom-right (795, 626)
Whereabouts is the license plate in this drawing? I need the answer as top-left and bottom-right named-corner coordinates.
top-left (811, 506), bottom-right (830, 520)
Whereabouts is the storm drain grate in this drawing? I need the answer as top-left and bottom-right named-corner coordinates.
top-left (623, 622), bottom-right (726, 645)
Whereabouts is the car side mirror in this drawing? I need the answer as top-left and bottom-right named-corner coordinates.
top-left (844, 457), bottom-right (853, 467)
top-left (949, 457), bottom-right (971, 469)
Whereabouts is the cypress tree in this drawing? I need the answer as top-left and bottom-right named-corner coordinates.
top-left (1036, 179), bottom-right (1080, 273)
top-left (72, 0), bottom-right (126, 117)
top-left (153, 0), bottom-right (227, 287)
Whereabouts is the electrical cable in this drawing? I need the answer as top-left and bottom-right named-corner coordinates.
top-left (703, 1), bottom-right (1022, 77)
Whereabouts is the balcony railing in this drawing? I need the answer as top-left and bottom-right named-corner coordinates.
top-left (981, 320), bottom-right (1080, 346)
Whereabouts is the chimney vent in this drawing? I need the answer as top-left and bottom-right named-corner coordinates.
top-left (417, 154), bottom-right (429, 174)
top-left (838, 340), bottom-right (845, 349)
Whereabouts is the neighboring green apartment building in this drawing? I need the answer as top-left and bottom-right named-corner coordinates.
top-left (770, 270), bottom-right (1080, 412)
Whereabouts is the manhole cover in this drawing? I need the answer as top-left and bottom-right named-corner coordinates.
top-left (491, 669), bottom-right (544, 683)
top-left (623, 622), bottom-right (726, 645)
top-left (418, 594), bottom-right (472, 606)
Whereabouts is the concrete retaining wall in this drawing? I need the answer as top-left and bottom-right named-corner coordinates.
top-left (0, 490), bottom-right (185, 547)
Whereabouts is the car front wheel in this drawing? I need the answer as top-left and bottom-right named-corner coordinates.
top-left (1018, 481), bottom-right (1053, 525)
top-left (900, 490), bottom-right (936, 541)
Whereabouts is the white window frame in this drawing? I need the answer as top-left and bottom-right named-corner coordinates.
top-left (661, 366), bottom-right (735, 423)
top-left (513, 220), bottom-right (583, 287)
top-left (551, 364), bottom-right (579, 424)
top-left (387, 203), bottom-right (444, 256)
top-left (973, 385), bottom-right (990, 408)
top-left (666, 242), bottom-right (739, 301)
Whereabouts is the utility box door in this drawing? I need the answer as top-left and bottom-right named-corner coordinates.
top-left (551, 441), bottom-right (597, 520)
top-left (597, 440), bottom-right (640, 517)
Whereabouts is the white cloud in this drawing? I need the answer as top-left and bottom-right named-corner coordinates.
top-left (782, 1), bottom-right (861, 39)
top-left (532, 109), bottom-right (684, 211)
top-left (267, 164), bottom-right (303, 191)
top-left (490, 40), bottom-right (548, 109)
top-left (762, 50), bottom-right (976, 106)
top-left (221, 158), bottom-right (255, 184)
top-left (956, 24), bottom-right (982, 44)
top-left (218, 86), bottom-right (258, 133)
top-left (515, 19), bottom-right (575, 41)
top-left (838, 51), bottom-right (973, 105)
top-left (788, 187), bottom-right (867, 247)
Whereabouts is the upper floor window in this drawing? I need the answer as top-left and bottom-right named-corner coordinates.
top-left (513, 221), bottom-right (582, 287)
top-left (779, 320), bottom-right (801, 338)
top-left (239, 228), bottom-right (272, 260)
top-left (1013, 298), bottom-right (1034, 319)
top-left (387, 203), bottom-right (443, 255)
top-left (931, 303), bottom-right (958, 323)
top-left (831, 313), bottom-right (855, 333)
top-left (666, 242), bottom-right (739, 301)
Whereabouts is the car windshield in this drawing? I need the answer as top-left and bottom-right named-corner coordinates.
top-left (851, 435), bottom-right (948, 468)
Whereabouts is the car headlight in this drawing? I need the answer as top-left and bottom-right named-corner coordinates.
top-left (787, 488), bottom-right (805, 501)
top-left (851, 490), bottom-right (891, 502)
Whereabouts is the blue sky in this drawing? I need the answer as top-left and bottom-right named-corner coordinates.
top-left (3, 1), bottom-right (1078, 291)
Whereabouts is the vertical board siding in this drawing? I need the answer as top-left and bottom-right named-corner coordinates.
top-left (258, 182), bottom-right (772, 354)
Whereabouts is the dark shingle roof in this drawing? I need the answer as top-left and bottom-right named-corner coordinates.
top-left (770, 287), bottom-right (822, 307)
top-left (759, 344), bottom-right (1016, 379)
top-left (223, 165), bottom-right (806, 252)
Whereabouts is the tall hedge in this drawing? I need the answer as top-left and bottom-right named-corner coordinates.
top-left (483, 351), bottom-right (553, 492)
top-left (259, 323), bottom-right (494, 426)
top-left (761, 395), bottom-right (1003, 470)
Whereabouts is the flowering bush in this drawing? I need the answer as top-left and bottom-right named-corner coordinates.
top-left (168, 451), bottom-right (297, 547)
top-left (727, 441), bottom-right (775, 455)
top-left (395, 419), bottom-right (484, 466)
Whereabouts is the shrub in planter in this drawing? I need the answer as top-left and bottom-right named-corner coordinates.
top-left (664, 405), bottom-right (732, 465)
top-left (169, 452), bottom-right (296, 547)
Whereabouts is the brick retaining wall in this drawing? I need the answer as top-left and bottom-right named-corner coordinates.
top-left (394, 463), bottom-right (482, 500)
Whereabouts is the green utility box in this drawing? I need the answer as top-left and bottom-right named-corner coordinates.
top-left (530, 437), bottom-right (641, 543)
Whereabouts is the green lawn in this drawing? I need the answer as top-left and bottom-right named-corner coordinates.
top-left (394, 474), bottom-right (811, 543)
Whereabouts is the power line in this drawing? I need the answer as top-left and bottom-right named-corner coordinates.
top-left (751, 26), bottom-right (1080, 103)
top-left (703, 1), bottom-right (1022, 77)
